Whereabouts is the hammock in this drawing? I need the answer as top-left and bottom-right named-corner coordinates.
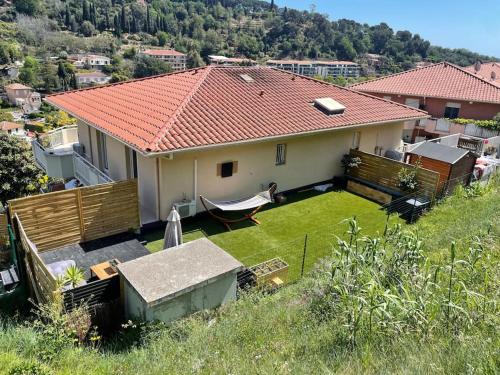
top-left (200, 183), bottom-right (277, 230)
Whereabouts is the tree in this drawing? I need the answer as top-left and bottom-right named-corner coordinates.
top-left (13, 0), bottom-right (40, 16)
top-left (80, 20), bottom-right (96, 37)
top-left (0, 134), bottom-right (46, 204)
top-left (0, 112), bottom-right (15, 122)
top-left (19, 56), bottom-right (40, 88)
top-left (39, 62), bottom-right (59, 93)
top-left (133, 55), bottom-right (172, 78)
top-left (45, 110), bottom-right (76, 128)
top-left (157, 31), bottom-right (168, 47)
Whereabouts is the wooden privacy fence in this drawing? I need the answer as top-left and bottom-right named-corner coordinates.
top-left (0, 212), bottom-right (8, 245)
top-left (348, 149), bottom-right (440, 199)
top-left (15, 214), bottom-right (57, 304)
top-left (8, 180), bottom-right (140, 252)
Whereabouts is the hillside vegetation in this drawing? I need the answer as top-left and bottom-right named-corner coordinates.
top-left (0, 177), bottom-right (498, 374)
top-left (0, 0), bottom-right (498, 91)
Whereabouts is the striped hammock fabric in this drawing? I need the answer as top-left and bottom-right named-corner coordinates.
top-left (202, 191), bottom-right (272, 211)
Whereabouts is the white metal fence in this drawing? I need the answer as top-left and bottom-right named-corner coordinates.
top-left (31, 139), bottom-right (48, 171)
top-left (73, 152), bottom-right (113, 186)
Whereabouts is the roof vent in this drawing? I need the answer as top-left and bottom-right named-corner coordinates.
top-left (240, 74), bottom-right (254, 83)
top-left (313, 97), bottom-right (346, 115)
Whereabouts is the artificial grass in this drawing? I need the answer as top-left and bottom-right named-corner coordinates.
top-left (143, 189), bottom-right (401, 280)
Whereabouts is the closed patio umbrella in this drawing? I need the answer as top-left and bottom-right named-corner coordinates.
top-left (163, 207), bottom-right (183, 250)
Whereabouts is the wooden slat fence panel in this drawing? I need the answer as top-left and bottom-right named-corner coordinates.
top-left (80, 181), bottom-right (140, 242)
top-left (9, 190), bottom-right (81, 252)
top-left (15, 214), bottom-right (57, 303)
top-left (0, 213), bottom-right (7, 245)
top-left (8, 180), bottom-right (140, 252)
top-left (348, 149), bottom-right (440, 198)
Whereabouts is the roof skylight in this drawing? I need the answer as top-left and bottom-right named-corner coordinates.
top-left (240, 74), bottom-right (254, 83)
top-left (313, 97), bottom-right (346, 115)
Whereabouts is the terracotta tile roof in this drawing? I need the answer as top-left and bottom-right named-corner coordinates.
top-left (0, 121), bottom-right (23, 131)
top-left (142, 49), bottom-right (185, 57)
top-left (465, 62), bottom-right (500, 87)
top-left (46, 66), bottom-right (427, 153)
top-left (350, 62), bottom-right (500, 104)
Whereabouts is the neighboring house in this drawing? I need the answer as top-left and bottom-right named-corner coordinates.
top-left (72, 54), bottom-right (111, 70)
top-left (208, 55), bottom-right (257, 66)
top-left (350, 62), bottom-right (500, 141)
top-left (46, 66), bottom-right (427, 225)
top-left (266, 60), bottom-right (361, 79)
top-left (0, 121), bottom-right (25, 137)
top-left (4, 83), bottom-right (42, 113)
top-left (466, 62), bottom-right (500, 87)
top-left (75, 71), bottom-right (111, 87)
top-left (141, 49), bottom-right (187, 71)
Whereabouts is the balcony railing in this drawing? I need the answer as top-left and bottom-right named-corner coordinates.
top-left (73, 152), bottom-right (113, 186)
top-left (40, 126), bottom-right (79, 150)
top-left (32, 138), bottom-right (48, 171)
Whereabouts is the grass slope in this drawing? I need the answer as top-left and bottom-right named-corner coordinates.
top-left (0, 181), bottom-right (498, 375)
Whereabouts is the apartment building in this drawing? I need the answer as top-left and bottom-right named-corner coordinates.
top-left (266, 59), bottom-right (361, 78)
top-left (141, 49), bottom-right (187, 71)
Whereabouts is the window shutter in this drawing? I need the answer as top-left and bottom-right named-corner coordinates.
top-left (216, 163), bottom-right (222, 176)
top-left (232, 161), bottom-right (238, 174)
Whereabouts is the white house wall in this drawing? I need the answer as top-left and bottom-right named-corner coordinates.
top-left (158, 122), bottom-right (404, 220)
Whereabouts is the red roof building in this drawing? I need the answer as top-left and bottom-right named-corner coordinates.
top-left (465, 62), bottom-right (500, 87)
top-left (47, 66), bottom-right (426, 154)
top-left (46, 66), bottom-right (428, 224)
top-left (350, 62), bottom-right (500, 141)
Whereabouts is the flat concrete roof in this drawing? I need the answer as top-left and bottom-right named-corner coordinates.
top-left (117, 238), bottom-right (243, 306)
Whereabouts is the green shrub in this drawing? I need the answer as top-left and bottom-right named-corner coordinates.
top-left (8, 360), bottom-right (52, 375)
top-left (24, 123), bottom-right (45, 133)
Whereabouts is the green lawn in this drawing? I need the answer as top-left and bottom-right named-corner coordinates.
top-left (143, 189), bottom-right (400, 280)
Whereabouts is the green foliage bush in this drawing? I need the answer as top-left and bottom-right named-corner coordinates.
top-left (0, 134), bottom-right (46, 204)
top-left (452, 116), bottom-right (500, 131)
top-left (8, 360), bottom-right (52, 375)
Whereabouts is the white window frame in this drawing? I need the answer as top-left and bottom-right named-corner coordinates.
top-left (405, 98), bottom-right (420, 108)
top-left (276, 144), bottom-right (287, 165)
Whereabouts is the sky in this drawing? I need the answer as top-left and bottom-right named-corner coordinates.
top-left (275, 0), bottom-right (500, 58)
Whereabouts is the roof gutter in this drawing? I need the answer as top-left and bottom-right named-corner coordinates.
top-left (355, 90), bottom-right (500, 106)
top-left (143, 115), bottom-right (429, 157)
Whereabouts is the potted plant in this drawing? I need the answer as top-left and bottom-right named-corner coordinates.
top-left (397, 167), bottom-right (419, 193)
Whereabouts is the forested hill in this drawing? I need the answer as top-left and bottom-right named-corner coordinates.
top-left (1, 0), bottom-right (497, 74)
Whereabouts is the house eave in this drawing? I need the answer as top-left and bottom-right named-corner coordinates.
top-left (354, 89), bottom-right (500, 106)
top-left (145, 115), bottom-right (429, 157)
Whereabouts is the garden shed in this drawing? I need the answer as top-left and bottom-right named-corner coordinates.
top-left (405, 142), bottom-right (477, 193)
top-left (117, 238), bottom-right (243, 323)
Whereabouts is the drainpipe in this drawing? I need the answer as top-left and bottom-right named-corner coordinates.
top-left (193, 159), bottom-right (198, 201)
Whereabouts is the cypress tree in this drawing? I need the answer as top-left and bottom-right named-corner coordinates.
top-left (145, 5), bottom-right (150, 33)
top-left (65, 5), bottom-right (71, 28)
top-left (82, 0), bottom-right (89, 21)
top-left (121, 5), bottom-right (126, 31)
